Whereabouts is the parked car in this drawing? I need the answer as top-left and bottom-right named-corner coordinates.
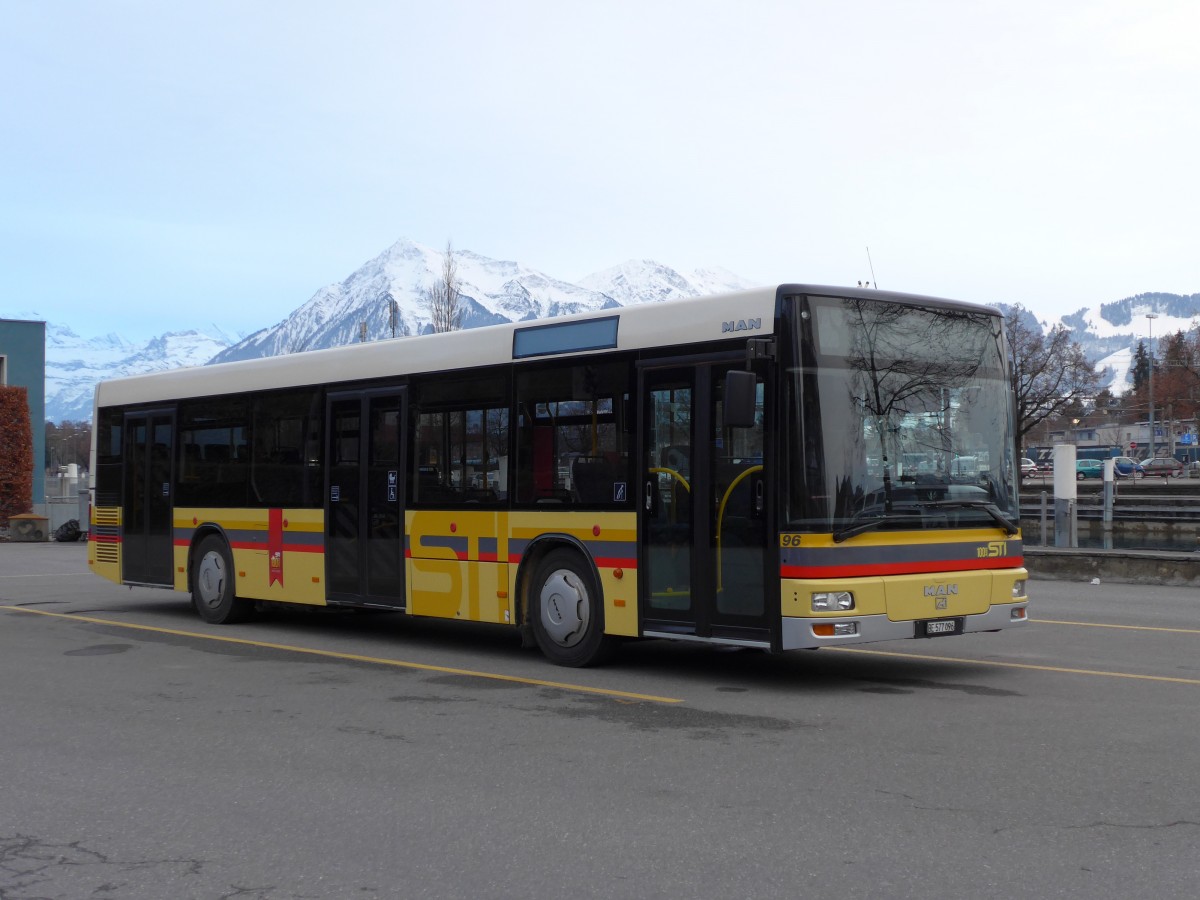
top-left (1140, 456), bottom-right (1184, 477)
top-left (1076, 459), bottom-right (1104, 480)
top-left (1020, 458), bottom-right (1038, 478)
top-left (1113, 456), bottom-right (1144, 478)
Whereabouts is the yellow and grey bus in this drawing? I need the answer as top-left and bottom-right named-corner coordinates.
top-left (88, 284), bottom-right (1028, 666)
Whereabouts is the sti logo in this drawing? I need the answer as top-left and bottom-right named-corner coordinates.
top-left (722, 318), bottom-right (762, 333)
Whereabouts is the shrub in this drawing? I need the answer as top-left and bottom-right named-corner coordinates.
top-left (0, 386), bottom-right (34, 526)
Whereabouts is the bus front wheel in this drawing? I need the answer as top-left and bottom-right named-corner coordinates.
top-left (530, 549), bottom-right (616, 667)
top-left (192, 535), bottom-right (254, 625)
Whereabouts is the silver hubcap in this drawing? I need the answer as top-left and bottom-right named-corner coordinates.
top-left (539, 569), bottom-right (590, 647)
top-left (196, 551), bottom-right (227, 610)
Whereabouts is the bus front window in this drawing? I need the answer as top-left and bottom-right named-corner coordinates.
top-left (787, 295), bottom-right (1018, 536)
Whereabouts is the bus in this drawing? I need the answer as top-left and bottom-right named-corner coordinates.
top-left (88, 284), bottom-right (1028, 666)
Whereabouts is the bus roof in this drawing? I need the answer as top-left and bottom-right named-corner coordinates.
top-left (94, 284), bottom-right (999, 408)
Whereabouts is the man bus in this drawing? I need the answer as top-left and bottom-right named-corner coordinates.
top-left (89, 284), bottom-right (1027, 666)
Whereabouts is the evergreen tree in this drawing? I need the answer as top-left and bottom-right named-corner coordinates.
top-left (1131, 341), bottom-right (1149, 394)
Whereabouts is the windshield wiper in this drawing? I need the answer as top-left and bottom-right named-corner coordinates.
top-left (832, 516), bottom-right (887, 543)
top-left (832, 511), bottom-right (922, 543)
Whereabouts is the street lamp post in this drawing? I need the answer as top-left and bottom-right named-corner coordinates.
top-left (1147, 312), bottom-right (1157, 459)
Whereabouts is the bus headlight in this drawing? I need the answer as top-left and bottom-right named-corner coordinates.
top-left (812, 591), bottom-right (855, 612)
top-left (1012, 580), bottom-right (1027, 599)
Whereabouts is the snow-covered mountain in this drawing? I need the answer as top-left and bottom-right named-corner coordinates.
top-left (578, 259), bottom-right (756, 306)
top-left (17, 233), bottom-right (1194, 422)
top-left (0, 317), bottom-right (235, 422)
top-left (209, 239), bottom-right (752, 364)
top-left (13, 240), bottom-right (753, 420)
top-left (49, 326), bottom-right (234, 422)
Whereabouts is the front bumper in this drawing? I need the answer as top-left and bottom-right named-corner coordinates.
top-left (780, 602), bottom-right (1028, 650)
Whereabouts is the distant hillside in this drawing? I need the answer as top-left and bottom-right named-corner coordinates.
top-left (1007, 292), bottom-right (1200, 396)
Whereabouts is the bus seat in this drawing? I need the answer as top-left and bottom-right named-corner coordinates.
top-left (571, 457), bottom-right (619, 504)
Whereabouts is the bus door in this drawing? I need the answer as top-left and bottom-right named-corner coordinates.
top-left (639, 361), bottom-right (770, 644)
top-left (121, 408), bottom-right (176, 585)
top-left (326, 388), bottom-right (407, 607)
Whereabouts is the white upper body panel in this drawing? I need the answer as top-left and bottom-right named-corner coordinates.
top-left (95, 286), bottom-right (780, 408)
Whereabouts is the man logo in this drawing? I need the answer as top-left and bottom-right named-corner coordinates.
top-left (721, 318), bottom-right (761, 333)
top-left (924, 583), bottom-right (958, 601)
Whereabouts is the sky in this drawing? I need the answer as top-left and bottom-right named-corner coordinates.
top-left (2, 0), bottom-right (1197, 342)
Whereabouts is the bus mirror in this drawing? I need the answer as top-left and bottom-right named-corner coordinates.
top-left (724, 370), bottom-right (757, 428)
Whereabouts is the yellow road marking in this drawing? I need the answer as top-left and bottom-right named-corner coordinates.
top-left (0, 605), bottom-right (683, 704)
top-left (10, 605), bottom-right (1193, 691)
top-left (0, 573), bottom-right (95, 579)
top-left (827, 645), bottom-right (1200, 685)
top-left (1032, 617), bottom-right (1200, 635)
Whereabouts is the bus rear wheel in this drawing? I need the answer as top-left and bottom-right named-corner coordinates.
top-left (192, 535), bottom-right (253, 624)
top-left (530, 549), bottom-right (616, 667)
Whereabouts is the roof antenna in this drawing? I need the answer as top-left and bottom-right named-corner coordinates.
top-left (866, 246), bottom-right (878, 288)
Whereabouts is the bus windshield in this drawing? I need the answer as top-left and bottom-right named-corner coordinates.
top-left (786, 294), bottom-right (1018, 538)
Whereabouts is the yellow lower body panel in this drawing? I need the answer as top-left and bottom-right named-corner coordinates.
top-left (173, 508), bottom-right (328, 606)
top-left (408, 558), bottom-right (512, 624)
top-left (405, 509), bottom-right (639, 636)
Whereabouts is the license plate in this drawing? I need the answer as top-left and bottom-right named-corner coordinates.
top-left (919, 618), bottom-right (963, 637)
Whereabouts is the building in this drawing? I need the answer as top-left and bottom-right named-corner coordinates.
top-left (0, 318), bottom-right (47, 511)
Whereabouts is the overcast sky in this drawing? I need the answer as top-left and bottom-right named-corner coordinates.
top-left (3, 0), bottom-right (1196, 341)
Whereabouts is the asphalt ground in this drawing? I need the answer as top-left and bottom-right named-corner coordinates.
top-left (2, 541), bottom-right (1198, 899)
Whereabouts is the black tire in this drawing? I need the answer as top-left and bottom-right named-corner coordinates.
top-left (529, 549), bottom-right (617, 667)
top-left (191, 535), bottom-right (253, 624)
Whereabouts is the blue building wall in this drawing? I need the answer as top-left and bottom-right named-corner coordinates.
top-left (0, 318), bottom-right (47, 507)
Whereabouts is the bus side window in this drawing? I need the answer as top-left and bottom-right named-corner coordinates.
top-left (514, 359), bottom-right (633, 509)
top-left (177, 397), bottom-right (249, 508)
top-left (250, 388), bottom-right (323, 508)
top-left (409, 370), bottom-right (510, 507)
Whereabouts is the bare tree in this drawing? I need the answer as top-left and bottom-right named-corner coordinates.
top-left (383, 291), bottom-right (400, 338)
top-left (426, 240), bottom-right (464, 333)
top-left (1004, 305), bottom-right (1100, 448)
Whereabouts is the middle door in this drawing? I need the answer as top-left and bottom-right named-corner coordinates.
top-left (640, 363), bottom-right (769, 639)
top-left (326, 389), bottom-right (407, 606)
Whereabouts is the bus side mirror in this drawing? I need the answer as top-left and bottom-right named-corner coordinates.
top-left (724, 370), bottom-right (757, 428)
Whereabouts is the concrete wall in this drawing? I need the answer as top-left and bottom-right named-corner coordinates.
top-left (1026, 547), bottom-right (1200, 586)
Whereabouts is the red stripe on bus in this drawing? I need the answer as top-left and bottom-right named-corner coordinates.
top-left (780, 556), bottom-right (1024, 579)
top-left (91, 535), bottom-right (122, 543)
top-left (217, 540), bottom-right (324, 554)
